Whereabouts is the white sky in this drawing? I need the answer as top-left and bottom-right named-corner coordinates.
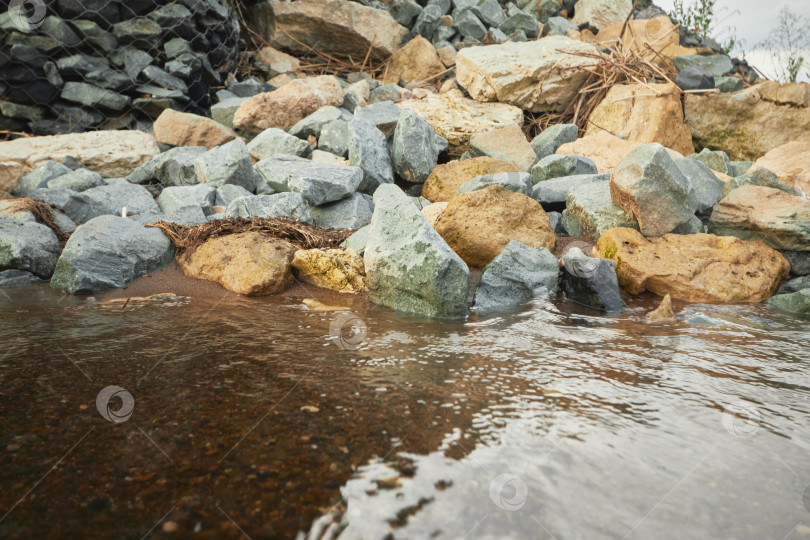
top-left (654, 0), bottom-right (810, 80)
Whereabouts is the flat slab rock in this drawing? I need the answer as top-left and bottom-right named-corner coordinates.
top-left (595, 227), bottom-right (790, 303)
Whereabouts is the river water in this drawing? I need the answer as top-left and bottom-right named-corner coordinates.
top-left (1, 274), bottom-right (810, 539)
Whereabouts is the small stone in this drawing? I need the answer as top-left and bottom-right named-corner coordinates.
top-left (312, 193), bottom-right (374, 230)
top-left (247, 128), bottom-right (313, 160)
top-left (153, 109), bottom-right (238, 151)
top-left (498, 12), bottom-right (540, 39)
top-left (224, 193), bottom-right (313, 224)
top-left (767, 289), bottom-right (810, 315)
top-left (691, 148), bottom-right (731, 175)
top-left (318, 120), bottom-right (350, 158)
top-left (46, 168), bottom-right (104, 192)
top-left (715, 76), bottom-right (744, 93)
top-left (348, 118), bottom-right (394, 193)
top-left (530, 123), bottom-right (579, 160)
top-left (532, 173), bottom-right (609, 205)
top-left (673, 157), bottom-right (725, 213)
top-left (675, 65), bottom-right (715, 91)
top-left (158, 185), bottom-right (217, 216)
top-left (392, 108), bottom-right (439, 184)
top-left (0, 218), bottom-right (60, 278)
top-left (382, 36), bottom-right (446, 85)
top-left (289, 106), bottom-right (350, 140)
top-left (474, 240), bottom-right (559, 310)
top-left (254, 46), bottom-right (301, 77)
top-left (561, 181), bottom-right (638, 240)
top-left (254, 159), bottom-right (363, 206)
top-left (215, 185), bottom-right (253, 208)
top-left (561, 247), bottom-right (623, 312)
top-left (61, 82), bottom-right (130, 111)
top-left (781, 276), bottom-right (810, 294)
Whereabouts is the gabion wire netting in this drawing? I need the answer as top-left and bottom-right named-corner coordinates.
top-left (0, 0), bottom-right (240, 136)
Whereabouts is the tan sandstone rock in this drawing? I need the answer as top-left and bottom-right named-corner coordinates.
top-left (0, 130), bottom-right (159, 191)
top-left (153, 109), bottom-right (238, 150)
top-left (749, 141), bottom-right (810, 195)
top-left (585, 83), bottom-right (694, 156)
top-left (455, 36), bottom-right (601, 113)
top-left (291, 248), bottom-right (367, 293)
top-left (254, 46), bottom-right (301, 77)
top-left (572, 0), bottom-right (633, 30)
top-left (178, 232), bottom-right (296, 296)
top-left (383, 36), bottom-right (446, 85)
top-left (595, 16), bottom-right (695, 62)
top-left (399, 89), bottom-right (524, 158)
top-left (557, 131), bottom-right (683, 173)
top-left (422, 157), bottom-right (521, 202)
top-left (707, 185), bottom-right (810, 251)
top-left (470, 124), bottom-right (537, 171)
top-left (647, 294), bottom-right (676, 322)
top-left (421, 202), bottom-right (448, 227)
top-left (685, 81), bottom-right (810, 161)
top-left (434, 185), bottom-right (556, 267)
top-left (595, 227), bottom-right (789, 303)
top-left (246, 0), bottom-right (408, 60)
top-left (233, 75), bottom-right (344, 134)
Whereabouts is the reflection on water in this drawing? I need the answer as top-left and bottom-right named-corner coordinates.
top-left (1, 285), bottom-right (809, 539)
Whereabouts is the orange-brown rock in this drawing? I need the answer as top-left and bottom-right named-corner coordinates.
top-left (153, 109), bottom-right (238, 150)
top-left (382, 36), bottom-right (446, 85)
top-left (749, 141), bottom-right (810, 195)
top-left (233, 75), bottom-right (344, 134)
top-left (421, 202), bottom-right (448, 227)
top-left (707, 185), bottom-right (810, 251)
top-left (178, 232), bottom-right (295, 295)
top-left (557, 131), bottom-right (683, 173)
top-left (291, 248), bottom-right (367, 293)
top-left (421, 157), bottom-right (520, 202)
top-left (434, 185), bottom-right (556, 267)
top-left (595, 227), bottom-right (789, 303)
top-left (585, 83), bottom-right (694, 156)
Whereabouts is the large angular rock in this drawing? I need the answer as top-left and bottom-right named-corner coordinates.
top-left (585, 83), bottom-right (695, 156)
top-left (233, 75), bottom-right (344, 134)
top-left (50, 216), bottom-right (174, 294)
top-left (531, 154), bottom-right (598, 184)
top-left (289, 106), bottom-right (351, 139)
top-left (0, 218), bottom-right (60, 278)
top-left (723, 167), bottom-right (801, 197)
top-left (179, 232), bottom-right (295, 295)
top-left (673, 54), bottom-right (733, 78)
top-left (318, 120), bottom-right (350, 158)
top-left (560, 247), bottom-right (623, 312)
top-left (685, 82), bottom-right (810, 161)
top-left (247, 128), bottom-right (313, 160)
top-left (312, 193), bottom-right (374, 229)
top-left (595, 227), bottom-right (789, 303)
top-left (610, 143), bottom-right (698, 236)
top-left (561, 181), bottom-right (638, 240)
top-left (153, 109), bottom-right (238, 150)
top-left (215, 185), bottom-right (253, 208)
top-left (194, 139), bottom-right (256, 192)
top-left (0, 130), bottom-right (159, 190)
top-left (347, 118), bottom-right (394, 193)
top-left (246, 0), bottom-right (408, 60)
top-left (392, 109), bottom-right (439, 184)
top-left (691, 148), bottom-right (731, 175)
top-left (255, 159), bottom-right (363, 206)
top-left (46, 168), bottom-right (104, 192)
top-left (364, 185), bottom-right (469, 318)
top-left (382, 36), bottom-right (446, 85)
top-left (749, 141), bottom-right (810, 195)
top-left (707, 186), bottom-right (810, 251)
top-left (673, 157), bottom-right (725, 213)
top-left (455, 36), bottom-right (601, 113)
top-left (530, 124), bottom-right (578, 160)
top-left (434, 185), bottom-right (556, 267)
top-left (83, 182), bottom-right (160, 217)
top-left (469, 124), bottom-right (537, 172)
top-left (781, 275), bottom-right (810, 294)
top-left (533, 173), bottom-right (609, 205)
top-left (474, 241), bottom-right (559, 310)
top-left (291, 248), bottom-right (367, 293)
top-left (399, 90), bottom-right (523, 158)
top-left (353, 101), bottom-right (401, 137)
top-left (571, 0), bottom-right (633, 30)
top-left (422, 157), bottom-right (520, 202)
top-left (158, 185), bottom-right (217, 216)
top-left (767, 289), bottom-right (810, 315)
top-left (129, 146), bottom-right (207, 187)
top-left (224, 193), bottom-right (313, 224)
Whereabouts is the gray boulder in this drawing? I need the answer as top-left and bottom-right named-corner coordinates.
top-left (532, 173), bottom-right (609, 205)
top-left (28, 188), bottom-right (112, 223)
top-left (725, 168), bottom-right (802, 197)
top-left (544, 16), bottom-right (577, 36)
top-left (211, 96), bottom-right (251, 130)
top-left (0, 269), bottom-right (45, 287)
top-left (531, 154), bottom-right (598, 184)
top-left (318, 119), bottom-right (350, 157)
top-left (312, 192), bottom-right (374, 229)
top-left (46, 168), bottom-right (105, 192)
top-left (474, 240), bottom-right (559, 310)
top-left (16, 161), bottom-right (72, 194)
top-left (194, 139), bottom-right (256, 191)
top-left (254, 159), bottom-right (363, 206)
top-left (348, 117), bottom-right (395, 193)
top-left (610, 143), bottom-right (699, 237)
top-left (50, 215), bottom-right (175, 294)
top-left (561, 182), bottom-right (638, 240)
top-left (530, 123), bottom-right (578, 159)
top-left (163, 205), bottom-right (207, 227)
top-left (158, 185), bottom-right (217, 216)
top-left (673, 157), bottom-right (724, 212)
top-left (691, 148), bottom-right (731, 175)
top-left (289, 106), bottom-right (351, 139)
top-left (782, 276), bottom-right (810, 294)
top-left (341, 224), bottom-right (370, 255)
top-left (498, 12), bottom-right (540, 39)
top-left (675, 65), bottom-right (715, 91)
top-left (392, 108), bottom-right (439, 184)
top-left (548, 211), bottom-right (566, 235)
top-left (561, 247), bottom-right (623, 312)
top-left (715, 76), bottom-right (744, 93)
top-left (224, 193), bottom-right (313, 224)
top-left (457, 172), bottom-right (532, 196)
top-left (766, 289), bottom-right (810, 315)
top-left (671, 214), bottom-right (705, 234)
top-left (215, 184), bottom-right (253, 207)
top-left (674, 54), bottom-right (733, 77)
top-left (354, 100), bottom-right (402, 137)
top-left (783, 251), bottom-right (810, 276)
top-left (728, 161), bottom-right (754, 177)
top-left (247, 128), bottom-right (313, 160)
top-left (0, 218), bottom-right (60, 278)
top-left (84, 182), bottom-right (159, 216)
top-left (127, 146), bottom-right (207, 187)
top-left (364, 184), bottom-right (469, 318)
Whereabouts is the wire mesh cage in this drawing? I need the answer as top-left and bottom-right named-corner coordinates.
top-left (0, 0), bottom-right (240, 136)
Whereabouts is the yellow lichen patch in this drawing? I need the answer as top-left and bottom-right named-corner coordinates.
top-left (292, 248), bottom-right (368, 293)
